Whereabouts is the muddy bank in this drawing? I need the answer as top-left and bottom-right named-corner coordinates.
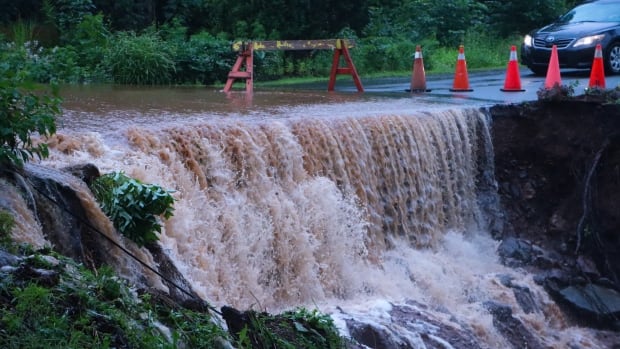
top-left (489, 99), bottom-right (620, 327)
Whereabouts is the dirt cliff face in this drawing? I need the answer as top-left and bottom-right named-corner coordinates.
top-left (490, 100), bottom-right (620, 295)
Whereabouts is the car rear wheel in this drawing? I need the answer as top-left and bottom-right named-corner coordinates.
top-left (605, 42), bottom-right (620, 75)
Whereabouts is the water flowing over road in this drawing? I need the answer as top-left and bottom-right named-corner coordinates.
top-left (29, 78), bottom-right (620, 348)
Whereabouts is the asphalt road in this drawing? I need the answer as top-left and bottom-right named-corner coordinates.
top-left (342, 67), bottom-right (620, 105)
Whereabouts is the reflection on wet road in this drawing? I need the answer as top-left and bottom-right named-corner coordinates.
top-left (58, 68), bottom-right (620, 137)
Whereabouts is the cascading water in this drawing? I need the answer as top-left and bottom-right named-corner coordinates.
top-left (13, 88), bottom-right (608, 348)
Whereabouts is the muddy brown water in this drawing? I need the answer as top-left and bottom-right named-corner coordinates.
top-left (57, 84), bottom-right (482, 134)
top-left (27, 84), bottom-right (614, 348)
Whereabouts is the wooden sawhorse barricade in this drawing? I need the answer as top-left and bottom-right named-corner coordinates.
top-left (223, 39), bottom-right (364, 93)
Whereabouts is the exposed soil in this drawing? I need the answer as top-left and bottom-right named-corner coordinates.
top-left (489, 98), bottom-right (620, 327)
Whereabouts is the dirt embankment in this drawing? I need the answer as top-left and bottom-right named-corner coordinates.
top-left (489, 99), bottom-right (620, 326)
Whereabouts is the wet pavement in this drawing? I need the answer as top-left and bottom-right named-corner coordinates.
top-left (286, 67), bottom-right (620, 106)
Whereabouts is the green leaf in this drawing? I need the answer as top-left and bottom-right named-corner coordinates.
top-left (91, 172), bottom-right (175, 247)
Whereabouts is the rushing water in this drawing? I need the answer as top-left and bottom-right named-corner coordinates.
top-left (22, 85), bottom-right (608, 347)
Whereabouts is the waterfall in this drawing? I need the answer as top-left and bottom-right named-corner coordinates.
top-left (3, 101), bottom-right (606, 347)
top-left (33, 108), bottom-right (495, 310)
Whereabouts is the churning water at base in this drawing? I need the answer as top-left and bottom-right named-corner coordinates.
top-left (20, 89), bottom-right (609, 348)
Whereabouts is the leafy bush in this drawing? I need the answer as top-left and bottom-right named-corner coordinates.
top-left (173, 31), bottom-right (235, 85)
top-left (105, 32), bottom-right (176, 85)
top-left (233, 306), bottom-right (346, 349)
top-left (0, 75), bottom-right (61, 166)
top-left (90, 171), bottom-right (175, 247)
top-left (69, 13), bottom-right (111, 81)
top-left (356, 36), bottom-right (416, 73)
top-left (0, 41), bottom-right (48, 82)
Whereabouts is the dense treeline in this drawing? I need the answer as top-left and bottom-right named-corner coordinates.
top-left (0, 0), bottom-right (581, 85)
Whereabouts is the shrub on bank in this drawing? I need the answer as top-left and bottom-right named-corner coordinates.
top-left (173, 31), bottom-right (236, 85)
top-left (0, 74), bottom-right (60, 167)
top-left (90, 171), bottom-right (175, 247)
top-left (0, 251), bottom-right (229, 348)
top-left (0, 247), bottom-right (351, 348)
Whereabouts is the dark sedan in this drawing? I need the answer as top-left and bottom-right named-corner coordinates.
top-left (521, 0), bottom-right (620, 75)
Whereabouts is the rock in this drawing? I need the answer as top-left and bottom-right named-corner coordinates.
top-left (483, 301), bottom-right (544, 349)
top-left (559, 284), bottom-right (620, 319)
top-left (0, 249), bottom-right (20, 267)
top-left (496, 274), bottom-right (539, 314)
top-left (346, 321), bottom-right (403, 349)
top-left (16, 265), bottom-right (59, 286)
top-left (576, 255), bottom-right (600, 278)
top-left (497, 237), bottom-right (533, 266)
top-left (338, 301), bottom-right (482, 349)
top-left (512, 285), bottom-right (539, 314)
top-left (220, 306), bottom-right (249, 340)
top-left (62, 163), bottom-right (101, 186)
top-left (497, 237), bottom-right (561, 270)
top-left (498, 273), bottom-right (514, 287)
top-left (549, 212), bottom-right (569, 232)
top-left (2, 164), bottom-right (204, 307)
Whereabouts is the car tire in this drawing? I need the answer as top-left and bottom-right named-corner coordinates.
top-left (528, 66), bottom-right (548, 76)
top-left (605, 42), bottom-right (620, 75)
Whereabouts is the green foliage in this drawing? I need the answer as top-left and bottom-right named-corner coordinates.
top-left (173, 30), bottom-right (235, 85)
top-left (536, 82), bottom-right (577, 101)
top-left (0, 210), bottom-right (15, 246)
top-left (10, 20), bottom-right (38, 46)
top-left (235, 307), bottom-right (347, 349)
top-left (44, 0), bottom-right (96, 42)
top-left (105, 31), bottom-right (176, 85)
top-left (421, 31), bottom-right (520, 73)
top-left (0, 41), bottom-right (45, 82)
top-left (157, 301), bottom-right (229, 348)
top-left (356, 36), bottom-right (417, 74)
top-left (0, 40), bottom-right (83, 83)
top-left (70, 13), bottom-right (111, 80)
top-left (0, 0), bottom-right (583, 83)
top-left (485, 0), bottom-right (571, 36)
top-left (283, 307), bottom-right (345, 347)
top-left (0, 75), bottom-right (61, 167)
top-left (90, 171), bottom-right (175, 247)
top-left (0, 253), bottom-right (229, 348)
top-left (364, 0), bottom-right (487, 46)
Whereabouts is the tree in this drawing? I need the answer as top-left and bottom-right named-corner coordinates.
top-left (483, 0), bottom-right (571, 36)
top-left (0, 0), bottom-right (45, 24)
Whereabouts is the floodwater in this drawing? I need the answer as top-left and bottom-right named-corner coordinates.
top-left (35, 84), bottom-right (614, 348)
top-left (57, 83), bottom-right (486, 137)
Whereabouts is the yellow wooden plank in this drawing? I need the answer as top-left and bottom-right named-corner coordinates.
top-left (232, 39), bottom-right (356, 52)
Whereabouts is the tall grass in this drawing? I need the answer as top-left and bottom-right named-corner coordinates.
top-left (11, 20), bottom-right (37, 46)
top-left (423, 31), bottom-right (523, 74)
top-left (106, 32), bottom-right (176, 85)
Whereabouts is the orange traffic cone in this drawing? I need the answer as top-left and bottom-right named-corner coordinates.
top-left (408, 45), bottom-right (431, 92)
top-left (501, 45), bottom-right (525, 92)
top-left (450, 45), bottom-right (473, 92)
top-left (588, 44), bottom-right (606, 89)
top-left (544, 45), bottom-right (562, 89)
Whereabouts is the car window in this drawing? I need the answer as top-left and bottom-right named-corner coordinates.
top-left (558, 2), bottom-right (620, 23)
